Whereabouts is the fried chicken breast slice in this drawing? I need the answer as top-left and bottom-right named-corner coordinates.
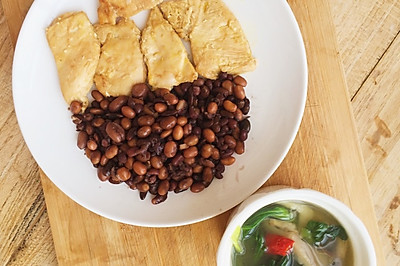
top-left (159, 0), bottom-right (201, 40)
top-left (46, 12), bottom-right (100, 109)
top-left (190, 0), bottom-right (256, 79)
top-left (98, 0), bottom-right (163, 24)
top-left (94, 19), bottom-right (147, 96)
top-left (161, 0), bottom-right (256, 79)
top-left (141, 7), bottom-right (198, 90)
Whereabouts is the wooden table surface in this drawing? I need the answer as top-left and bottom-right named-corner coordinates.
top-left (0, 0), bottom-right (399, 265)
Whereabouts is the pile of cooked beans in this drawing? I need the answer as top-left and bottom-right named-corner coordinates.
top-left (70, 72), bottom-right (251, 204)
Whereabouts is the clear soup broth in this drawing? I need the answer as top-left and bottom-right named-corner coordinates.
top-left (232, 201), bottom-right (354, 266)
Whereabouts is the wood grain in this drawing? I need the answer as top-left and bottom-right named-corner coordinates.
top-left (330, 1), bottom-right (400, 264)
top-left (330, 0), bottom-right (400, 98)
top-left (351, 32), bottom-right (400, 263)
top-left (1, 0), bottom-right (397, 264)
top-left (0, 2), bottom-right (56, 265)
top-left (1, 0), bottom-right (32, 45)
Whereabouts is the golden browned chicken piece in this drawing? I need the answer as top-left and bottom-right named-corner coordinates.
top-left (98, 0), bottom-right (163, 24)
top-left (159, 0), bottom-right (201, 41)
top-left (160, 0), bottom-right (256, 79)
top-left (94, 19), bottom-right (147, 96)
top-left (46, 12), bottom-right (100, 109)
top-left (141, 7), bottom-right (198, 90)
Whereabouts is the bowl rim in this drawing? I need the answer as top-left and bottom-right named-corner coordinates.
top-left (217, 187), bottom-right (377, 266)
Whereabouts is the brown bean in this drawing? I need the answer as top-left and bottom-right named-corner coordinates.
top-left (202, 167), bottom-right (213, 183)
top-left (183, 124), bottom-right (192, 136)
top-left (202, 159), bottom-right (215, 168)
top-left (97, 167), bottom-right (110, 181)
top-left (183, 146), bottom-right (198, 158)
top-left (233, 76), bottom-right (247, 87)
top-left (193, 165), bottom-right (203, 174)
top-left (150, 156), bottom-right (163, 169)
top-left (77, 131), bottom-right (88, 149)
top-left (125, 157), bottom-right (134, 169)
top-left (203, 128), bottom-right (216, 143)
top-left (87, 139), bottom-right (98, 151)
top-left (92, 117), bottom-right (105, 127)
top-left (234, 109), bottom-right (244, 121)
top-left (164, 93), bottom-right (178, 105)
top-left (83, 113), bottom-right (94, 121)
top-left (116, 167), bottom-right (131, 181)
top-left (109, 96), bottom-right (128, 112)
top-left (224, 135), bottom-right (237, 149)
top-left (164, 141), bottom-right (177, 158)
top-left (133, 161), bottom-right (147, 175)
top-left (233, 85), bottom-right (246, 100)
top-left (158, 180), bottom-right (170, 196)
top-left (159, 166), bottom-right (168, 180)
top-left (154, 103), bottom-right (167, 113)
top-left (151, 122), bottom-right (163, 134)
top-left (193, 78), bottom-right (205, 86)
top-left (106, 122), bottom-right (125, 143)
top-left (90, 150), bottom-right (101, 165)
top-left (207, 102), bottom-right (218, 115)
top-left (152, 194), bottom-right (167, 204)
top-left (105, 145), bottom-right (118, 159)
top-left (89, 108), bottom-right (104, 115)
top-left (154, 88), bottom-right (170, 97)
top-left (184, 135), bottom-right (199, 146)
top-left (85, 149), bottom-right (92, 159)
top-left (160, 116), bottom-right (177, 130)
top-left (184, 157), bottom-right (196, 165)
top-left (100, 99), bottom-right (109, 110)
top-left (120, 118), bottom-right (132, 130)
top-left (235, 141), bottom-right (245, 154)
top-left (176, 99), bottom-right (187, 111)
top-left (171, 154), bottom-right (184, 166)
top-left (85, 124), bottom-right (94, 135)
top-left (100, 155), bottom-right (109, 166)
top-left (138, 115), bottom-right (155, 126)
top-left (239, 130), bottom-right (248, 141)
top-left (70, 101), bottom-right (82, 114)
top-left (211, 148), bottom-right (220, 160)
top-left (132, 83), bottom-right (149, 98)
top-left (190, 183), bottom-right (205, 193)
top-left (223, 100), bottom-right (237, 113)
top-left (137, 126), bottom-right (151, 138)
top-left (121, 106), bottom-right (136, 119)
top-left (173, 125), bottom-right (184, 140)
top-left (136, 151), bottom-right (150, 163)
top-left (221, 156), bottom-right (236, 165)
top-left (201, 144), bottom-right (213, 158)
top-left (160, 129), bottom-right (173, 138)
top-left (91, 90), bottom-right (104, 102)
top-left (179, 177), bottom-right (193, 190)
top-left (136, 181), bottom-right (150, 193)
top-left (177, 116), bottom-right (188, 126)
top-left (222, 80), bottom-right (233, 94)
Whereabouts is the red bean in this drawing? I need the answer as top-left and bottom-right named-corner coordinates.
top-left (133, 161), bottom-right (147, 175)
top-left (233, 76), bottom-right (247, 87)
top-left (70, 101), bottom-right (82, 114)
top-left (77, 131), bottom-right (88, 149)
top-left (164, 141), bottom-right (177, 158)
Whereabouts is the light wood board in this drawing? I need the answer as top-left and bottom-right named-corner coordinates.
top-left (0, 0), bottom-right (387, 264)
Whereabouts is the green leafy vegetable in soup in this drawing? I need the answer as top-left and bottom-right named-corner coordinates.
top-left (232, 201), bottom-right (353, 266)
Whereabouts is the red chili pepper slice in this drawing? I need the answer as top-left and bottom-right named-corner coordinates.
top-left (265, 234), bottom-right (294, 256)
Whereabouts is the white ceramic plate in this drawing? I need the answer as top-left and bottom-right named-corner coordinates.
top-left (13, 0), bottom-right (307, 227)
